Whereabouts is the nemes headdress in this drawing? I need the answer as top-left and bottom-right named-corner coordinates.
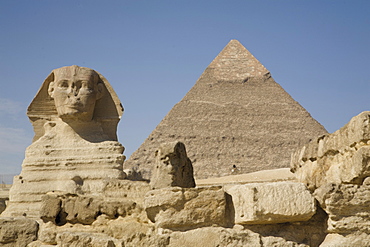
top-left (27, 65), bottom-right (123, 142)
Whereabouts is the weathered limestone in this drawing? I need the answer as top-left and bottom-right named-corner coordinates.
top-left (125, 39), bottom-right (327, 180)
top-left (225, 182), bottom-right (316, 224)
top-left (319, 233), bottom-right (370, 247)
top-left (144, 186), bottom-right (227, 230)
top-left (0, 201), bottom-right (6, 215)
top-left (0, 217), bottom-right (39, 247)
top-left (150, 141), bottom-right (195, 189)
top-left (101, 179), bottom-right (151, 206)
top-left (244, 207), bottom-right (328, 247)
top-left (31, 181), bottom-right (152, 246)
top-left (318, 183), bottom-right (370, 235)
top-left (40, 193), bottom-right (138, 225)
top-left (168, 227), bottom-right (262, 247)
top-left (55, 232), bottom-right (117, 247)
top-left (291, 111), bottom-right (370, 245)
top-left (2, 66), bottom-right (125, 218)
top-left (18, 171), bottom-right (327, 247)
top-left (28, 65), bottom-right (123, 142)
top-left (0, 189), bottom-right (9, 215)
top-left (291, 111), bottom-right (370, 191)
top-left (159, 222), bottom-right (326, 247)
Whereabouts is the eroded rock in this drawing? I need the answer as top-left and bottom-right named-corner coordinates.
top-left (0, 217), bottom-right (38, 247)
top-left (319, 183), bottom-right (370, 235)
top-left (319, 233), bottom-right (370, 247)
top-left (101, 179), bottom-right (150, 206)
top-left (0, 200), bottom-right (6, 215)
top-left (40, 193), bottom-right (138, 225)
top-left (291, 111), bottom-right (370, 190)
top-left (144, 186), bottom-right (227, 230)
top-left (291, 111), bottom-right (370, 245)
top-left (150, 141), bottom-right (195, 189)
top-left (225, 182), bottom-right (316, 224)
top-left (56, 232), bottom-right (117, 247)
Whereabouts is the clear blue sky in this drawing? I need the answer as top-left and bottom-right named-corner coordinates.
top-left (0, 1), bottom-right (369, 175)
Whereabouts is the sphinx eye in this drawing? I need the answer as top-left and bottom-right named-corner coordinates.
top-left (58, 80), bottom-right (69, 88)
top-left (80, 81), bottom-right (91, 89)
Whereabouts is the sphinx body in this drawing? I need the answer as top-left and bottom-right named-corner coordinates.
top-left (2, 66), bottom-right (125, 218)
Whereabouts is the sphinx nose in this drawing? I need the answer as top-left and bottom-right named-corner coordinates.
top-left (67, 87), bottom-right (79, 98)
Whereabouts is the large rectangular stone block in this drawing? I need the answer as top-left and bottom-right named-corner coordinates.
top-left (225, 182), bottom-right (316, 224)
top-left (144, 186), bottom-right (227, 230)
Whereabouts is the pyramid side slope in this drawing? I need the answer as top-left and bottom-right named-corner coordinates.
top-left (125, 40), bottom-right (327, 180)
top-left (125, 75), bottom-right (327, 180)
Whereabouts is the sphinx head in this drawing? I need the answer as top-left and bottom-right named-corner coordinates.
top-left (48, 65), bottom-right (104, 122)
top-left (28, 65), bottom-right (123, 142)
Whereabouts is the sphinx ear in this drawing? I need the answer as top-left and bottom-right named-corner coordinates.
top-left (96, 83), bottom-right (104, 100)
top-left (48, 81), bottom-right (55, 98)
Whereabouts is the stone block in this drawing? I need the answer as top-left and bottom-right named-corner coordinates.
top-left (291, 111), bottom-right (370, 190)
top-left (38, 221), bottom-right (58, 245)
top-left (40, 193), bottom-right (139, 225)
top-left (40, 193), bottom-right (62, 223)
top-left (101, 179), bottom-right (150, 206)
top-left (56, 232), bottom-right (117, 247)
top-left (168, 227), bottom-right (261, 247)
top-left (320, 183), bottom-right (370, 235)
top-left (320, 233), bottom-right (370, 247)
top-left (150, 141), bottom-right (195, 189)
top-left (0, 217), bottom-right (38, 247)
top-left (63, 196), bottom-right (100, 225)
top-left (100, 199), bottom-right (137, 219)
top-left (144, 186), bottom-right (226, 230)
top-left (225, 182), bottom-right (316, 224)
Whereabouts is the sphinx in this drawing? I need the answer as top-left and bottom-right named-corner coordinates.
top-left (2, 66), bottom-right (125, 218)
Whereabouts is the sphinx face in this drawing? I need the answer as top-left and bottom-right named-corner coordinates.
top-left (48, 66), bottom-right (103, 122)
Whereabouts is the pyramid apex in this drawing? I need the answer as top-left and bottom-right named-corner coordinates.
top-left (228, 39), bottom-right (242, 44)
top-left (207, 40), bottom-right (270, 82)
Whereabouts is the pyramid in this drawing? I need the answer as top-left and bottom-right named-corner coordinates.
top-left (125, 40), bottom-right (327, 180)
